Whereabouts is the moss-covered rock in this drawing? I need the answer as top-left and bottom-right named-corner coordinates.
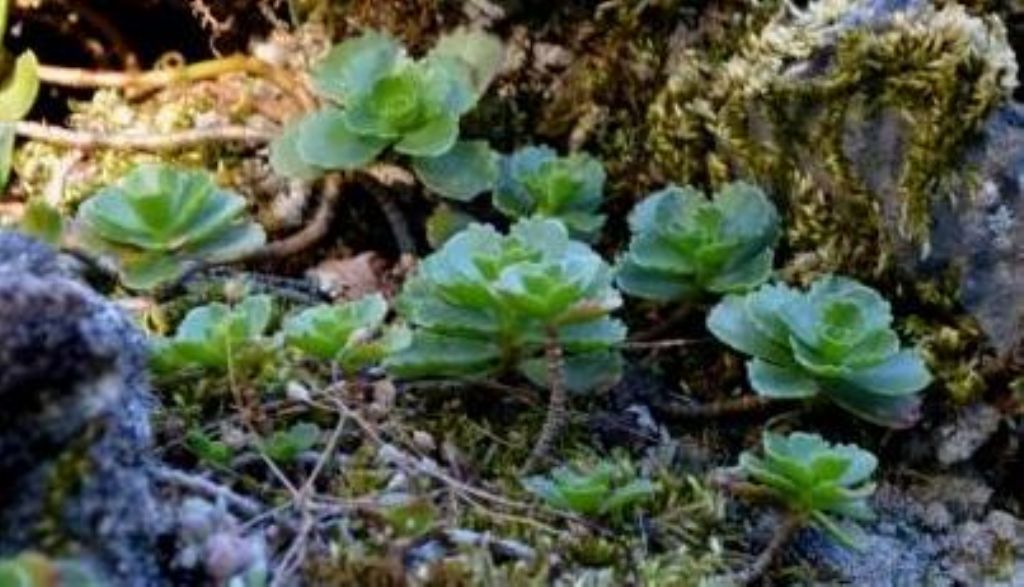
top-left (648, 0), bottom-right (1024, 360)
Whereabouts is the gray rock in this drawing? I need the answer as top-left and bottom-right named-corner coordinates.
top-left (797, 480), bottom-right (1024, 585)
top-left (0, 232), bottom-right (166, 586)
top-left (935, 403), bottom-right (1004, 466)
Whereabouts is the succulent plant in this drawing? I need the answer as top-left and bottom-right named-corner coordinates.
top-left (271, 29), bottom-right (502, 201)
top-left (707, 276), bottom-right (932, 428)
top-left (283, 293), bottom-right (408, 375)
top-left (493, 146), bottom-right (606, 240)
top-left (385, 217), bottom-right (626, 393)
top-left (152, 295), bottom-right (274, 373)
top-left (260, 422), bottom-right (320, 464)
top-left (75, 164), bottom-right (266, 290)
top-left (522, 460), bottom-right (658, 518)
top-left (617, 182), bottom-right (780, 302)
top-left (737, 431), bottom-right (877, 548)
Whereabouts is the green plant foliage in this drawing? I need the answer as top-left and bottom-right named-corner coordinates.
top-left (0, 0), bottom-right (41, 190)
top-left (707, 276), bottom-right (932, 428)
top-left (185, 429), bottom-right (234, 467)
top-left (75, 164), bottom-right (266, 290)
top-left (617, 182), bottom-right (780, 302)
top-left (18, 199), bottom-right (63, 245)
top-left (377, 496), bottom-right (437, 538)
top-left (260, 422), bottom-right (320, 463)
top-left (283, 293), bottom-right (407, 375)
top-left (522, 460), bottom-right (657, 518)
top-left (152, 295), bottom-right (274, 373)
top-left (0, 552), bottom-right (99, 587)
top-left (385, 217), bottom-right (626, 393)
top-left (411, 140), bottom-right (498, 202)
top-left (425, 203), bottom-right (474, 248)
top-left (493, 146), bottom-right (606, 240)
top-left (0, 51), bottom-right (38, 122)
top-left (738, 431), bottom-right (877, 548)
top-left (272, 29), bottom-right (502, 201)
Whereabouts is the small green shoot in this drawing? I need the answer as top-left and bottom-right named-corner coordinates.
top-left (283, 293), bottom-right (408, 376)
top-left (522, 460), bottom-right (658, 518)
top-left (260, 422), bottom-right (320, 464)
top-left (736, 431), bottom-right (877, 548)
top-left (152, 295), bottom-right (274, 373)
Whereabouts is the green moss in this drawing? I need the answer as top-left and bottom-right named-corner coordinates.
top-left (37, 428), bottom-right (97, 553)
top-left (647, 1), bottom-right (1016, 276)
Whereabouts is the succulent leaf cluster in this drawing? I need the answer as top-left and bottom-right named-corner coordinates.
top-left (385, 218), bottom-right (626, 393)
top-left (738, 431), bottom-right (877, 547)
top-left (708, 276), bottom-right (932, 427)
top-left (283, 293), bottom-right (408, 375)
top-left (271, 30), bottom-right (502, 201)
top-left (617, 182), bottom-right (780, 302)
top-left (522, 460), bottom-right (658, 518)
top-left (152, 295), bottom-right (274, 372)
top-left (75, 164), bottom-right (266, 290)
top-left (494, 146), bottom-right (606, 240)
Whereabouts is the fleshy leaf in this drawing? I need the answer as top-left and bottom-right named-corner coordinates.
top-left (312, 31), bottom-right (403, 101)
top-left (748, 359), bottom-right (819, 399)
top-left (296, 108), bottom-right (390, 170)
top-left (0, 50), bottom-right (39, 122)
top-left (270, 118), bottom-right (324, 181)
top-left (393, 113), bottom-right (459, 157)
top-left (429, 28), bottom-right (504, 99)
top-left (411, 140), bottom-right (498, 201)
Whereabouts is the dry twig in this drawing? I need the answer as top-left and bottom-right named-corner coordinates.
top-left (15, 121), bottom-right (275, 152)
top-left (38, 54), bottom-right (315, 110)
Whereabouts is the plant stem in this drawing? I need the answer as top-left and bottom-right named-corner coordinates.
top-left (730, 513), bottom-right (803, 584)
top-left (245, 173), bottom-right (345, 261)
top-left (522, 326), bottom-right (567, 473)
top-left (15, 121), bottom-right (275, 152)
top-left (367, 182), bottom-right (416, 256)
top-left (631, 303), bottom-right (697, 342)
top-left (656, 395), bottom-right (778, 418)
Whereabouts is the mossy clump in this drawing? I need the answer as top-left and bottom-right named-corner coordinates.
top-left (647, 0), bottom-right (1017, 276)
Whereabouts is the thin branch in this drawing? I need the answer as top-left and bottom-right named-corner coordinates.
top-left (619, 338), bottom-right (711, 351)
top-left (631, 304), bottom-right (698, 342)
top-left (522, 327), bottom-right (568, 473)
top-left (151, 465), bottom-right (264, 517)
top-left (38, 54), bottom-right (316, 111)
top-left (15, 121), bottom-right (275, 152)
top-left (729, 513), bottom-right (803, 585)
top-left (369, 185), bottom-right (416, 256)
top-left (655, 395), bottom-right (779, 419)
